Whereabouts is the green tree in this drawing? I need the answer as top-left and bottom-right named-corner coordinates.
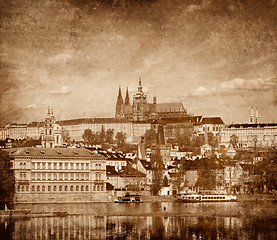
top-left (0, 150), bottom-right (15, 209)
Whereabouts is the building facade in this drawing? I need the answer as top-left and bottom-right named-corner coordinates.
top-left (6, 147), bottom-right (108, 203)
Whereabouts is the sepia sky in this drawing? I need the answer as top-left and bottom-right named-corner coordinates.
top-left (0, 0), bottom-right (277, 125)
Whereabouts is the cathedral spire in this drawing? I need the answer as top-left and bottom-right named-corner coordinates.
top-left (115, 85), bottom-right (124, 118)
top-left (125, 87), bottom-right (130, 106)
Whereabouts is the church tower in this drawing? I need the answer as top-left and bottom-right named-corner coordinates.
top-left (249, 107), bottom-right (255, 124)
top-left (41, 107), bottom-right (62, 148)
top-left (132, 77), bottom-right (148, 121)
top-left (115, 85), bottom-right (124, 119)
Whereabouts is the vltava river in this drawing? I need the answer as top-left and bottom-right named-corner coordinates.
top-left (1, 201), bottom-right (277, 239)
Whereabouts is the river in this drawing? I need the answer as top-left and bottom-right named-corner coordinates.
top-left (1, 201), bottom-right (277, 239)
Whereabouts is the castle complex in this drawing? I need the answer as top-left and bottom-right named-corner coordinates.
top-left (115, 78), bottom-right (188, 121)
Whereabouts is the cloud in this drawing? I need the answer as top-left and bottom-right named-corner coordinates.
top-left (50, 86), bottom-right (71, 95)
top-left (187, 0), bottom-right (211, 12)
top-left (186, 76), bottom-right (277, 98)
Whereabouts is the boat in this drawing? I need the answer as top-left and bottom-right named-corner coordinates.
top-left (176, 193), bottom-right (237, 203)
top-left (115, 194), bottom-right (142, 203)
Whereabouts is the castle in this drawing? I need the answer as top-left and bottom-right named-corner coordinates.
top-left (115, 78), bottom-right (188, 121)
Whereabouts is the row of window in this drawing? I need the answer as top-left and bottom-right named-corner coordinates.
top-left (32, 162), bottom-right (95, 170)
top-left (31, 173), bottom-right (102, 181)
top-left (17, 184), bottom-right (105, 192)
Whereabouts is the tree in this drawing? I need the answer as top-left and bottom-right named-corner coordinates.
top-left (82, 129), bottom-right (93, 143)
top-left (0, 150), bottom-right (15, 209)
top-left (115, 132), bottom-right (126, 148)
top-left (144, 129), bottom-right (157, 147)
top-left (229, 135), bottom-right (239, 148)
top-left (105, 129), bottom-right (114, 144)
top-left (62, 128), bottom-right (70, 143)
top-left (99, 125), bottom-right (106, 146)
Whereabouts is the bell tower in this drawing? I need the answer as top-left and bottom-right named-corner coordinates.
top-left (132, 77), bottom-right (148, 121)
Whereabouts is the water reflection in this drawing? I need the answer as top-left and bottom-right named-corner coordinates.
top-left (1, 215), bottom-right (277, 240)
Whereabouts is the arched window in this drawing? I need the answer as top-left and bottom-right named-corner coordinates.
top-left (37, 185), bottom-right (40, 191)
top-left (70, 185), bottom-right (74, 191)
top-left (48, 186), bottom-right (51, 192)
top-left (86, 185), bottom-right (89, 191)
top-left (49, 129), bottom-right (52, 135)
top-left (97, 185), bottom-right (100, 191)
top-left (32, 185), bottom-right (35, 192)
top-left (101, 185), bottom-right (104, 191)
top-left (76, 185), bottom-right (79, 191)
top-left (17, 185), bottom-right (20, 192)
top-left (59, 185), bottom-right (62, 191)
top-left (81, 185), bottom-right (84, 191)
top-left (42, 185), bottom-right (45, 191)
top-left (93, 186), bottom-right (96, 191)
top-left (21, 185), bottom-right (24, 192)
top-left (26, 186), bottom-right (29, 192)
top-left (65, 186), bottom-right (68, 191)
top-left (53, 185), bottom-right (57, 191)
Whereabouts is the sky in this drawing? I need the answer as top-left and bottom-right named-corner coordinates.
top-left (0, 0), bottom-right (277, 125)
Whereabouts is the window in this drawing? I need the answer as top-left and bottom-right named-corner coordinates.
top-left (31, 163), bottom-right (35, 169)
top-left (86, 163), bottom-right (89, 170)
top-left (42, 163), bottom-right (45, 169)
top-left (65, 163), bottom-right (68, 169)
top-left (97, 186), bottom-right (100, 191)
top-left (81, 185), bottom-right (84, 191)
top-left (32, 173), bottom-right (35, 180)
top-left (59, 174), bottom-right (63, 180)
top-left (47, 162), bottom-right (51, 169)
top-left (70, 185), bottom-right (74, 191)
top-left (37, 162), bottom-right (40, 169)
top-left (47, 174), bottom-right (51, 180)
top-left (70, 174), bottom-right (74, 180)
top-left (93, 186), bottom-right (96, 191)
top-left (26, 186), bottom-right (29, 192)
top-left (101, 185), bottom-right (104, 191)
top-left (54, 163), bottom-right (57, 169)
top-left (59, 185), bottom-right (62, 191)
top-left (76, 163), bottom-right (79, 170)
top-left (59, 163), bottom-right (63, 169)
top-left (37, 185), bottom-right (40, 191)
top-left (86, 185), bottom-right (89, 191)
top-left (76, 174), bottom-right (79, 180)
top-left (54, 185), bottom-right (57, 191)
top-left (32, 185), bottom-right (35, 191)
top-left (86, 174), bottom-right (89, 180)
top-left (42, 185), bottom-right (45, 191)
top-left (17, 185), bottom-right (20, 192)
top-left (81, 163), bottom-right (84, 170)
top-left (76, 185), bottom-right (79, 191)
top-left (37, 174), bottom-right (40, 180)
top-left (64, 174), bottom-right (68, 180)
top-left (48, 186), bottom-right (51, 191)
top-left (42, 173), bottom-right (46, 180)
top-left (53, 173), bottom-right (57, 180)
top-left (65, 186), bottom-right (68, 191)
top-left (70, 163), bottom-right (74, 169)
top-left (81, 174), bottom-right (84, 180)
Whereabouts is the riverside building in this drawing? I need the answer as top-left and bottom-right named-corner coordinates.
top-left (6, 147), bottom-right (108, 203)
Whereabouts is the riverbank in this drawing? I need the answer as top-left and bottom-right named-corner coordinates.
top-left (142, 194), bottom-right (277, 203)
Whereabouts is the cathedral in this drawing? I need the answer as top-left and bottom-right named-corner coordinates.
top-left (115, 78), bottom-right (188, 121)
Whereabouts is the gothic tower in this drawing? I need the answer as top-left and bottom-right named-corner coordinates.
top-left (115, 85), bottom-right (124, 119)
top-left (132, 77), bottom-right (148, 121)
top-left (249, 107), bottom-right (255, 124)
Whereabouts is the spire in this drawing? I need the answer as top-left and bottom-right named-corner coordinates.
top-left (47, 106), bottom-right (51, 118)
top-left (138, 76), bottom-right (143, 93)
top-left (125, 87), bottom-right (130, 106)
top-left (153, 85), bottom-right (157, 104)
top-left (249, 107), bottom-right (255, 123)
top-left (255, 108), bottom-right (259, 124)
top-left (115, 85), bottom-right (124, 118)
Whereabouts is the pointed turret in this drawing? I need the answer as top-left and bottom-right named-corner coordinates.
top-left (125, 87), bottom-right (130, 106)
top-left (115, 85), bottom-right (124, 118)
top-left (249, 107), bottom-right (255, 123)
top-left (138, 76), bottom-right (143, 93)
top-left (255, 108), bottom-right (259, 124)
